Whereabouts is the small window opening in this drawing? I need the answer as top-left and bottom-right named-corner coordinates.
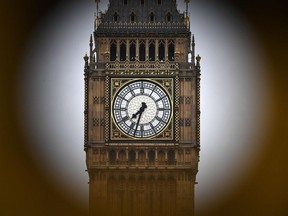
top-left (141, 0), bottom-right (144, 5)
top-left (158, 0), bottom-right (162, 5)
top-left (110, 40), bottom-right (117, 61)
top-left (139, 40), bottom-right (146, 61)
top-left (113, 13), bottom-right (118, 22)
top-left (158, 40), bottom-right (165, 61)
top-left (168, 40), bottom-right (175, 61)
top-left (166, 12), bottom-right (172, 22)
top-left (109, 150), bottom-right (116, 162)
top-left (124, 0), bottom-right (128, 5)
top-left (128, 151), bottom-right (136, 163)
top-left (130, 41), bottom-right (136, 61)
top-left (149, 40), bottom-right (155, 61)
top-left (150, 13), bottom-right (155, 22)
top-left (148, 150), bottom-right (155, 162)
top-left (120, 41), bottom-right (126, 61)
top-left (131, 12), bottom-right (136, 22)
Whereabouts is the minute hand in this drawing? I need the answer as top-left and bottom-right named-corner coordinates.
top-left (132, 102), bottom-right (147, 136)
top-left (133, 111), bottom-right (143, 137)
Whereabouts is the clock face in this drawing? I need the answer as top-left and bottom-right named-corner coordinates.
top-left (112, 80), bottom-right (172, 138)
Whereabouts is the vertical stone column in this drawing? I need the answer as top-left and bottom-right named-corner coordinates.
top-left (136, 39), bottom-right (139, 61)
top-left (165, 39), bottom-right (168, 60)
top-left (126, 39), bottom-right (130, 60)
top-left (116, 39), bottom-right (120, 61)
top-left (146, 39), bottom-right (149, 61)
top-left (155, 39), bottom-right (159, 60)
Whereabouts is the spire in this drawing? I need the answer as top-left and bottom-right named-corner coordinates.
top-left (192, 34), bottom-right (195, 65)
top-left (95, 0), bottom-right (100, 29)
top-left (89, 34), bottom-right (93, 62)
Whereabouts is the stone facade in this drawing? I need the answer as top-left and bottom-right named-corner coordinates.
top-left (84, 0), bottom-right (201, 215)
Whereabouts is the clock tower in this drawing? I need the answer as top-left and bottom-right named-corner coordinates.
top-left (84, 0), bottom-right (201, 215)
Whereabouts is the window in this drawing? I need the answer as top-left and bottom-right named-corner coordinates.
top-left (150, 12), bottom-right (155, 22)
top-left (167, 150), bottom-right (175, 165)
top-left (130, 12), bottom-right (136, 22)
top-left (149, 40), bottom-right (155, 61)
top-left (113, 12), bottom-right (118, 22)
top-left (123, 0), bottom-right (128, 5)
top-left (110, 40), bottom-right (117, 61)
top-left (130, 40), bottom-right (136, 61)
top-left (128, 150), bottom-right (136, 163)
top-left (166, 12), bottom-right (172, 22)
top-left (109, 150), bottom-right (116, 162)
top-left (141, 0), bottom-right (144, 5)
top-left (168, 40), bottom-right (175, 61)
top-left (158, 0), bottom-right (162, 5)
top-left (148, 150), bottom-right (155, 162)
top-left (139, 40), bottom-right (146, 61)
top-left (158, 40), bottom-right (165, 61)
top-left (120, 40), bottom-right (126, 61)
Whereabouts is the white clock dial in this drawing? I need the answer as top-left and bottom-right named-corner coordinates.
top-left (112, 80), bottom-right (172, 138)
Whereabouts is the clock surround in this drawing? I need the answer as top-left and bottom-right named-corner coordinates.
top-left (109, 77), bottom-right (177, 141)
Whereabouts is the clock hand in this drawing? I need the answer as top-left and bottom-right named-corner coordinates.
top-left (132, 102), bottom-right (147, 136)
top-left (132, 102), bottom-right (147, 119)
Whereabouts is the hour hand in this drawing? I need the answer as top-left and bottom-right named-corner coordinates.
top-left (131, 102), bottom-right (147, 119)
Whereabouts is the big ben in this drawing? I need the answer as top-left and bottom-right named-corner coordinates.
top-left (83, 0), bottom-right (201, 215)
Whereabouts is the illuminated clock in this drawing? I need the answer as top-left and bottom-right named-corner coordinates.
top-left (112, 80), bottom-right (172, 138)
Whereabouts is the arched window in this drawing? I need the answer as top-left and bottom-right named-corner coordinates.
top-left (128, 150), bottom-right (136, 163)
top-left (148, 150), bottom-right (155, 162)
top-left (168, 40), bottom-right (175, 61)
top-left (158, 151), bottom-right (165, 165)
top-left (149, 40), bottom-right (155, 61)
top-left (130, 12), bottom-right (136, 23)
top-left (166, 12), bottom-right (172, 22)
top-left (120, 40), bottom-right (126, 61)
top-left (158, 40), bottom-right (165, 61)
top-left (110, 40), bottom-right (117, 61)
top-left (149, 12), bottom-right (155, 22)
top-left (129, 40), bottom-right (136, 61)
top-left (167, 150), bottom-right (175, 165)
top-left (113, 12), bottom-right (119, 22)
top-left (109, 150), bottom-right (116, 162)
top-left (139, 40), bottom-right (146, 61)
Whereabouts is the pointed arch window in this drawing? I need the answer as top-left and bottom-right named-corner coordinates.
top-left (149, 12), bottom-right (155, 22)
top-left (167, 150), bottom-right (175, 165)
top-left (166, 12), bottom-right (172, 22)
top-left (129, 40), bottom-right (136, 61)
top-left (139, 40), bottom-right (146, 61)
top-left (158, 40), bottom-right (165, 61)
top-left (109, 150), bottom-right (116, 162)
top-left (149, 40), bottom-right (155, 61)
top-left (168, 40), bottom-right (175, 61)
top-left (113, 12), bottom-right (119, 22)
top-left (128, 150), bottom-right (136, 163)
top-left (148, 150), bottom-right (155, 162)
top-left (130, 12), bottom-right (136, 23)
top-left (110, 40), bottom-right (117, 61)
top-left (120, 40), bottom-right (126, 61)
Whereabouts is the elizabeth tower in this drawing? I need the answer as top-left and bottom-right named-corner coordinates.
top-left (83, 0), bottom-right (201, 215)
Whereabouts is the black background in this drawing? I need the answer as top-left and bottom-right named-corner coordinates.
top-left (1, 0), bottom-right (288, 215)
